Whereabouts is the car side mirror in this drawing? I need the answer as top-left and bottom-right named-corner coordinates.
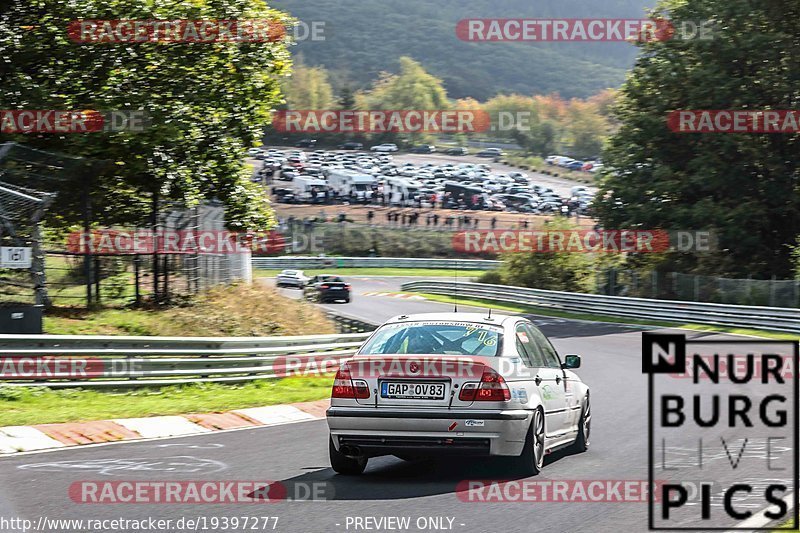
top-left (563, 354), bottom-right (581, 369)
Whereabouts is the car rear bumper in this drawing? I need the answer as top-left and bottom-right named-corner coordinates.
top-left (327, 407), bottom-right (531, 457)
top-left (321, 292), bottom-right (349, 301)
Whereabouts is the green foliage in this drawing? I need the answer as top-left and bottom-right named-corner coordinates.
top-left (353, 57), bottom-right (451, 144)
top-left (0, 0), bottom-right (289, 231)
top-left (282, 62), bottom-right (336, 109)
top-left (476, 270), bottom-right (504, 285)
top-left (497, 250), bottom-right (595, 292)
top-left (593, 0), bottom-right (800, 278)
top-left (481, 220), bottom-right (598, 292)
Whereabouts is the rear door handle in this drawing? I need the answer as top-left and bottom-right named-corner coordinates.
top-left (555, 375), bottom-right (562, 384)
top-left (534, 376), bottom-right (542, 386)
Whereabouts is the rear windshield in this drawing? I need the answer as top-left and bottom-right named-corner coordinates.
top-left (359, 322), bottom-right (502, 356)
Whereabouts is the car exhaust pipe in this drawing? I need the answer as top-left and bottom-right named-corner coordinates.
top-left (339, 445), bottom-right (362, 457)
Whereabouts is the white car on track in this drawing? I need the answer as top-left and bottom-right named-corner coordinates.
top-left (326, 312), bottom-right (590, 475)
top-left (275, 269), bottom-right (309, 289)
top-left (370, 143), bottom-right (399, 153)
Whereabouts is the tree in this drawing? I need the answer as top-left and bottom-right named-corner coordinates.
top-left (282, 62), bottom-right (335, 110)
top-left (485, 219), bottom-right (599, 292)
top-left (355, 57), bottom-right (450, 143)
top-left (0, 0), bottom-right (292, 231)
top-left (593, 0), bottom-right (800, 278)
top-left (337, 85), bottom-right (356, 110)
top-left (565, 100), bottom-right (607, 159)
top-left (357, 57), bottom-right (449, 110)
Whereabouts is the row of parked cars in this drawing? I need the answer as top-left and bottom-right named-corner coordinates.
top-left (545, 155), bottom-right (604, 174)
top-left (256, 148), bottom-right (597, 215)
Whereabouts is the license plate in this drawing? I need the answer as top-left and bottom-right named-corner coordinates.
top-left (381, 381), bottom-right (446, 400)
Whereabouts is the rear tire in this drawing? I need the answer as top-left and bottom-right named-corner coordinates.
top-left (569, 397), bottom-right (590, 453)
top-left (512, 408), bottom-right (545, 476)
top-left (329, 437), bottom-right (367, 475)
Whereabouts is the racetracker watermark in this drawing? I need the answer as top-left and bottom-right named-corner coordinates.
top-left (271, 110), bottom-right (492, 134)
top-left (69, 481), bottom-right (332, 503)
top-left (67, 19), bottom-right (305, 43)
top-left (456, 480), bottom-right (660, 502)
top-left (0, 357), bottom-right (142, 379)
top-left (452, 230), bottom-right (715, 254)
top-left (456, 19), bottom-right (714, 42)
top-left (65, 229), bottom-right (287, 255)
top-left (0, 110), bottom-right (148, 134)
top-left (668, 110), bottom-right (800, 133)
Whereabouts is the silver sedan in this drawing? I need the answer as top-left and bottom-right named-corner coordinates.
top-left (326, 312), bottom-right (590, 475)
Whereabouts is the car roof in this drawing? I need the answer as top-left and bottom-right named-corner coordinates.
top-left (383, 312), bottom-right (517, 327)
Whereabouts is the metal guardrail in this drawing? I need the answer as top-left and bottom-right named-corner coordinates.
top-left (252, 256), bottom-right (499, 270)
top-left (401, 280), bottom-right (800, 334)
top-left (326, 311), bottom-right (379, 333)
top-left (0, 332), bottom-right (372, 388)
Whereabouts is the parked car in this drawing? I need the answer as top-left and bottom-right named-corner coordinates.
top-left (275, 269), bottom-right (309, 288)
top-left (409, 145), bottom-right (436, 154)
top-left (565, 160), bottom-right (585, 171)
top-left (339, 142), bottom-right (364, 150)
top-left (546, 155), bottom-right (571, 166)
top-left (247, 148), bottom-right (263, 157)
top-left (477, 148), bottom-right (505, 158)
top-left (370, 143), bottom-right (399, 153)
top-left (304, 275), bottom-right (351, 303)
top-left (296, 138), bottom-right (317, 148)
top-left (326, 312), bottom-right (590, 475)
top-left (445, 147), bottom-right (469, 156)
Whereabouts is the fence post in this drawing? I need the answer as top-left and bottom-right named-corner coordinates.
top-left (163, 255), bottom-right (169, 302)
top-left (651, 271), bottom-right (658, 298)
top-left (134, 255), bottom-right (141, 306)
top-left (93, 255), bottom-right (101, 305)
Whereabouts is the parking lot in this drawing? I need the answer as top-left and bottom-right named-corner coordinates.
top-left (248, 146), bottom-right (598, 220)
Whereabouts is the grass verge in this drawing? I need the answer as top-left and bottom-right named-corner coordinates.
top-left (416, 293), bottom-right (797, 340)
top-left (44, 282), bottom-right (335, 336)
top-left (3, 283), bottom-right (339, 426)
top-left (0, 376), bottom-right (333, 427)
top-left (255, 267), bottom-right (489, 278)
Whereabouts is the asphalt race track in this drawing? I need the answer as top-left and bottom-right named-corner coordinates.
top-left (0, 276), bottom-right (792, 532)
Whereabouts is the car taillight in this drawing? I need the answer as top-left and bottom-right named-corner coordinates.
top-left (320, 284), bottom-right (329, 289)
top-left (344, 284), bottom-right (351, 290)
top-left (331, 364), bottom-right (370, 399)
top-left (458, 368), bottom-right (510, 402)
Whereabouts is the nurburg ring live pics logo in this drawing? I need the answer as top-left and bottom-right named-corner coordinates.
top-left (642, 333), bottom-right (798, 530)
